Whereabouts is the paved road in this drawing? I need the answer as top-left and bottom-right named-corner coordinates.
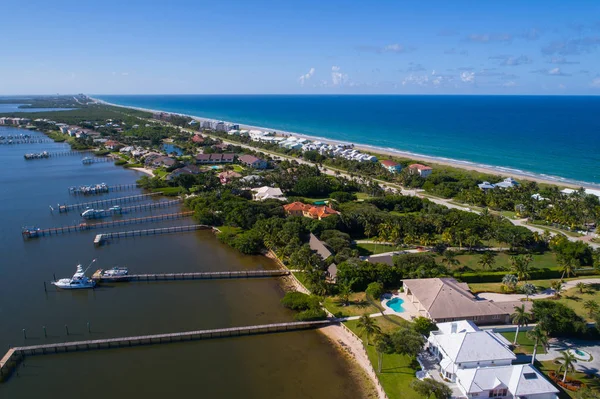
top-left (478, 278), bottom-right (600, 302)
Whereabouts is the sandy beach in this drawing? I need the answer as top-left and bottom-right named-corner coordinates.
top-left (92, 97), bottom-right (593, 190)
top-left (129, 166), bottom-right (154, 176)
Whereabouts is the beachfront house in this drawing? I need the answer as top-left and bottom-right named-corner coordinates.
top-left (380, 160), bottom-right (402, 173)
top-left (402, 278), bottom-right (529, 324)
top-left (408, 164), bottom-right (433, 177)
top-left (478, 177), bottom-right (520, 191)
top-left (238, 154), bottom-right (267, 169)
top-left (427, 320), bottom-right (559, 399)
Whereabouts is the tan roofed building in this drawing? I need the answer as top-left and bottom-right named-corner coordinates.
top-left (402, 278), bottom-right (529, 324)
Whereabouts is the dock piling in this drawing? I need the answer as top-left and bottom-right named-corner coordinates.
top-left (22, 330), bottom-right (26, 340)
top-left (43, 326), bottom-right (46, 338)
top-left (65, 325), bottom-right (69, 336)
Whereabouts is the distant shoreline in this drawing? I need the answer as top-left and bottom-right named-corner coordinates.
top-left (91, 96), bottom-right (596, 190)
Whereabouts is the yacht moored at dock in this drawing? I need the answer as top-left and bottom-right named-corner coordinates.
top-left (51, 260), bottom-right (97, 290)
top-left (92, 266), bottom-right (129, 281)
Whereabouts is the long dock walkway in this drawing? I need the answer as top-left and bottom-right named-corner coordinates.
top-left (0, 320), bottom-right (331, 380)
top-left (94, 269), bottom-right (290, 282)
top-left (94, 224), bottom-right (210, 245)
top-left (0, 138), bottom-right (52, 145)
top-left (23, 211), bottom-right (193, 238)
top-left (56, 192), bottom-right (164, 212)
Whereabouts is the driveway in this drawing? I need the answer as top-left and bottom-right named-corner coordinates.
top-left (535, 339), bottom-right (600, 375)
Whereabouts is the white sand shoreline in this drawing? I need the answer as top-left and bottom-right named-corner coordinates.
top-left (91, 97), bottom-right (598, 189)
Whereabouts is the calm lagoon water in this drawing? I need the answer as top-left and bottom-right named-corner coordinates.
top-left (0, 126), bottom-right (367, 399)
top-left (0, 103), bottom-right (75, 113)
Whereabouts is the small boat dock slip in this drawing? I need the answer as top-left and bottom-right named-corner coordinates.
top-left (56, 192), bottom-right (163, 212)
top-left (22, 211), bottom-right (193, 238)
top-left (0, 138), bottom-right (51, 144)
top-left (0, 320), bottom-right (331, 381)
top-left (92, 269), bottom-right (290, 282)
top-left (94, 224), bottom-right (211, 245)
top-left (68, 183), bottom-right (139, 195)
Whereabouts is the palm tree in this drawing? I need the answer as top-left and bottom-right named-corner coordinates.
top-left (502, 274), bottom-right (518, 293)
top-left (510, 305), bottom-right (532, 345)
top-left (558, 255), bottom-right (579, 280)
top-left (510, 255), bottom-right (532, 283)
top-left (521, 283), bottom-right (536, 301)
top-left (375, 334), bottom-right (391, 373)
top-left (558, 350), bottom-right (577, 382)
top-left (441, 250), bottom-right (460, 268)
top-left (338, 281), bottom-right (353, 306)
top-left (478, 252), bottom-right (496, 270)
top-left (551, 280), bottom-right (564, 299)
top-left (357, 314), bottom-right (381, 346)
top-left (583, 300), bottom-right (599, 318)
top-left (526, 327), bottom-right (549, 365)
top-left (575, 282), bottom-right (588, 294)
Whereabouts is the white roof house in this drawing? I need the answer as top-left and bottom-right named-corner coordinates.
top-left (427, 320), bottom-right (557, 399)
top-left (561, 188), bottom-right (600, 198)
top-left (251, 186), bottom-right (286, 201)
top-left (427, 320), bottom-right (516, 382)
top-left (456, 364), bottom-right (558, 399)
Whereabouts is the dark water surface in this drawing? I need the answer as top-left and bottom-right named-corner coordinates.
top-left (0, 126), bottom-right (366, 399)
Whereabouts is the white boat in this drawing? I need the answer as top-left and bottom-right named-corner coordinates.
top-left (51, 260), bottom-right (97, 290)
top-left (103, 266), bottom-right (128, 277)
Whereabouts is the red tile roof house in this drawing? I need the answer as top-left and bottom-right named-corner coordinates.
top-left (408, 163), bottom-right (433, 178)
top-left (238, 154), bottom-right (267, 169)
top-left (380, 160), bottom-right (402, 173)
top-left (283, 202), bottom-right (340, 220)
top-left (104, 140), bottom-right (122, 150)
top-left (191, 134), bottom-right (204, 144)
top-left (218, 170), bottom-right (242, 184)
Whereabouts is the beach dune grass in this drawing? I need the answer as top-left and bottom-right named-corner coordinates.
top-left (344, 316), bottom-right (422, 399)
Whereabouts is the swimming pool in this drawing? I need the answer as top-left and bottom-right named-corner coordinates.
top-left (385, 297), bottom-right (405, 313)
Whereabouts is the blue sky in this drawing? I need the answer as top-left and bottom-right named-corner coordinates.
top-left (2, 0), bottom-right (600, 95)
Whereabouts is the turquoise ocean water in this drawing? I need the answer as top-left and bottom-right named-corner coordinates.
top-left (95, 95), bottom-right (600, 187)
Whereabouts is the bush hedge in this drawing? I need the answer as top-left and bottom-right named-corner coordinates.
top-left (454, 268), bottom-right (599, 283)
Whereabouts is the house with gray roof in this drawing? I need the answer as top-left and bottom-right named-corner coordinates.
top-left (309, 233), bottom-right (337, 282)
top-left (427, 320), bottom-right (558, 399)
top-left (402, 278), bottom-right (529, 325)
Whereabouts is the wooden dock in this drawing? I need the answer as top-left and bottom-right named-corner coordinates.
top-left (0, 138), bottom-right (52, 145)
top-left (94, 224), bottom-right (211, 245)
top-left (92, 269), bottom-right (290, 282)
top-left (24, 150), bottom-right (92, 159)
top-left (23, 211), bottom-right (194, 238)
top-left (0, 320), bottom-right (331, 381)
top-left (56, 192), bottom-right (164, 212)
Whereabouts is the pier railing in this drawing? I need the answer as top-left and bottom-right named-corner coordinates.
top-left (94, 269), bottom-right (290, 282)
top-left (0, 320), bottom-right (332, 381)
top-left (23, 211), bottom-right (194, 238)
top-left (94, 224), bottom-right (211, 245)
top-left (56, 192), bottom-right (164, 212)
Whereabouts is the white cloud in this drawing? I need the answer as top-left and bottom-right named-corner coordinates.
top-left (331, 66), bottom-right (348, 86)
top-left (591, 77), bottom-right (600, 88)
top-left (558, 83), bottom-right (567, 89)
top-left (460, 71), bottom-right (475, 83)
top-left (548, 67), bottom-right (561, 75)
top-left (298, 67), bottom-right (315, 85)
top-left (383, 43), bottom-right (406, 53)
top-left (503, 81), bottom-right (517, 87)
top-left (121, 72), bottom-right (129, 76)
top-left (402, 74), bottom-right (429, 86)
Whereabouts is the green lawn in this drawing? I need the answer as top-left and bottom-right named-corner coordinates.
top-left (354, 243), bottom-right (395, 256)
top-left (537, 360), bottom-right (600, 399)
top-left (344, 316), bottom-right (422, 399)
top-left (355, 192), bottom-right (372, 200)
top-left (469, 277), bottom-right (600, 294)
top-left (556, 283), bottom-right (600, 321)
top-left (323, 292), bottom-right (380, 317)
top-left (231, 164), bottom-right (245, 172)
top-left (436, 252), bottom-right (557, 272)
top-left (500, 331), bottom-right (547, 355)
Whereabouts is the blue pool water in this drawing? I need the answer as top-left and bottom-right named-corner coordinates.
top-left (385, 297), bottom-right (405, 313)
